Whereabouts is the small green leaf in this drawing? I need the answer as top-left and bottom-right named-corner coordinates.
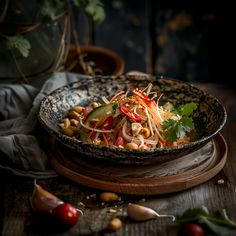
top-left (177, 206), bottom-right (209, 223)
top-left (6, 36), bottom-right (31, 58)
top-left (37, 0), bottom-right (65, 21)
top-left (72, 0), bottom-right (82, 7)
top-left (173, 102), bottom-right (197, 116)
top-left (177, 206), bottom-right (236, 236)
top-left (162, 119), bottom-right (178, 142)
top-left (162, 102), bottom-right (197, 142)
top-left (84, 0), bottom-right (106, 24)
top-left (112, 101), bottom-right (119, 111)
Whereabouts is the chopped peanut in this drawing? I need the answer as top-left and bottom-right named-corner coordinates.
top-left (107, 218), bottom-right (122, 231)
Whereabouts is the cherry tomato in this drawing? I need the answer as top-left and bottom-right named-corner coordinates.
top-left (115, 136), bottom-right (124, 147)
top-left (178, 223), bottom-right (205, 236)
top-left (53, 203), bottom-right (79, 228)
top-left (100, 116), bottom-right (114, 129)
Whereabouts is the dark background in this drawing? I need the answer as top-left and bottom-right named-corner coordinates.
top-left (74, 0), bottom-right (234, 85)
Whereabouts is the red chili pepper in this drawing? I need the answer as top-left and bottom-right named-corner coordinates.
top-left (132, 89), bottom-right (156, 106)
top-left (119, 104), bottom-right (141, 122)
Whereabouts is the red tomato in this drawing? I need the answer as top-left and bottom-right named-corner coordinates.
top-left (178, 223), bottom-right (205, 236)
top-left (115, 136), bottom-right (124, 147)
top-left (101, 116), bottom-right (114, 129)
top-left (53, 203), bottom-right (79, 228)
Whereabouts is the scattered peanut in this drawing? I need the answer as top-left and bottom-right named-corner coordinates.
top-left (138, 198), bottom-right (146, 203)
top-left (100, 192), bottom-right (119, 202)
top-left (70, 118), bottom-right (80, 127)
top-left (58, 118), bottom-right (70, 129)
top-left (68, 125), bottom-right (78, 133)
top-left (60, 127), bottom-right (75, 137)
top-left (71, 106), bottom-right (84, 113)
top-left (125, 142), bottom-right (139, 150)
top-left (107, 218), bottom-right (122, 231)
top-left (89, 194), bottom-right (97, 200)
top-left (140, 128), bottom-right (151, 138)
top-left (108, 208), bottom-right (117, 213)
top-left (68, 110), bottom-right (81, 120)
top-left (217, 179), bottom-right (225, 184)
top-left (63, 118), bottom-right (71, 128)
top-left (91, 102), bottom-right (100, 109)
top-left (139, 144), bottom-right (148, 150)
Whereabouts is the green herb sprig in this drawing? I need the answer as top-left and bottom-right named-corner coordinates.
top-left (177, 206), bottom-right (236, 236)
top-left (162, 102), bottom-right (197, 142)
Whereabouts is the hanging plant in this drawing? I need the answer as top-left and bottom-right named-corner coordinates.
top-left (0, 0), bottom-right (106, 82)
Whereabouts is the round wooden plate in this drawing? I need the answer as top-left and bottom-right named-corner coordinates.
top-left (47, 133), bottom-right (227, 195)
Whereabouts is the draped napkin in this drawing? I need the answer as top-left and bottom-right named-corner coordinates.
top-left (0, 72), bottom-right (88, 178)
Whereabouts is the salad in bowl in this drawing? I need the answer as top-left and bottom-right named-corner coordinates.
top-left (38, 74), bottom-right (227, 165)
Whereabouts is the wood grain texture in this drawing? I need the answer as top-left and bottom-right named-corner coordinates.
top-left (47, 134), bottom-right (227, 195)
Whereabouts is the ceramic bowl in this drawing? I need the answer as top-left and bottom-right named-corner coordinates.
top-left (38, 74), bottom-right (227, 165)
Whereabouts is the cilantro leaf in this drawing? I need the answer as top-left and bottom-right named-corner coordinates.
top-left (112, 101), bottom-right (119, 112)
top-left (6, 36), bottom-right (31, 58)
top-left (162, 119), bottom-right (178, 142)
top-left (162, 102), bottom-right (197, 142)
top-left (173, 102), bottom-right (198, 116)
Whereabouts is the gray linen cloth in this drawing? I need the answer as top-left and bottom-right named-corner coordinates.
top-left (0, 72), bottom-right (86, 178)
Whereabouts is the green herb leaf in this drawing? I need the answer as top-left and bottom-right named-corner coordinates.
top-left (173, 102), bottom-right (198, 116)
top-left (72, 0), bottom-right (82, 7)
top-left (177, 206), bottom-right (209, 223)
top-left (162, 119), bottom-right (179, 142)
top-left (162, 117), bottom-right (195, 142)
top-left (84, 0), bottom-right (106, 24)
top-left (112, 101), bottom-right (119, 112)
top-left (6, 36), bottom-right (31, 58)
top-left (162, 102), bottom-right (197, 142)
top-left (177, 206), bottom-right (236, 236)
top-left (37, 0), bottom-right (65, 21)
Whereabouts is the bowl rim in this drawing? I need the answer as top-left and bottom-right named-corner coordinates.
top-left (38, 74), bottom-right (227, 158)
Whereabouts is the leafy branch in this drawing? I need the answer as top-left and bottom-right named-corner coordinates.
top-left (1, 0), bottom-right (105, 59)
top-left (72, 0), bottom-right (106, 24)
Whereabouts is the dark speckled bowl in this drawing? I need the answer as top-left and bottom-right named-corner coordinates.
top-left (38, 75), bottom-right (227, 165)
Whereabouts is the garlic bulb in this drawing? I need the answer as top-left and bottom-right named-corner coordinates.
top-left (127, 203), bottom-right (175, 222)
top-left (30, 180), bottom-right (63, 213)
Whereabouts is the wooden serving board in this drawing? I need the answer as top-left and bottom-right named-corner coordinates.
top-left (47, 133), bottom-right (227, 195)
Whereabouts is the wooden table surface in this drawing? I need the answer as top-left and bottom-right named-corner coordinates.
top-left (0, 83), bottom-right (236, 236)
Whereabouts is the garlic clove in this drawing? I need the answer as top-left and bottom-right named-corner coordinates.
top-left (30, 179), bottom-right (63, 214)
top-left (127, 203), bottom-right (175, 222)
